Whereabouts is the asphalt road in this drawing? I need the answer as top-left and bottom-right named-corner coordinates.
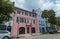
top-left (25, 34), bottom-right (60, 39)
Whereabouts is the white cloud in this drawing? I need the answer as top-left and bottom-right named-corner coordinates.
top-left (9, 0), bottom-right (60, 26)
top-left (53, 3), bottom-right (60, 16)
top-left (56, 11), bottom-right (60, 17)
top-left (11, 0), bottom-right (60, 17)
top-left (37, 0), bottom-right (60, 17)
top-left (42, 2), bottom-right (55, 10)
top-left (14, 0), bottom-right (25, 9)
top-left (54, 4), bottom-right (60, 11)
top-left (56, 0), bottom-right (60, 4)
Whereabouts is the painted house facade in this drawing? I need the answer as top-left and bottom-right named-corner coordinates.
top-left (12, 7), bottom-right (38, 37)
top-left (36, 8), bottom-right (46, 32)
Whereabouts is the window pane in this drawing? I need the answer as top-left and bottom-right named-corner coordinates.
top-left (29, 13), bottom-right (31, 16)
top-left (24, 18), bottom-right (26, 23)
top-left (33, 14), bottom-right (34, 17)
top-left (25, 12), bottom-right (28, 16)
top-left (22, 11), bottom-right (24, 15)
top-left (17, 10), bottom-right (21, 14)
top-left (21, 18), bottom-right (24, 23)
top-left (33, 20), bottom-right (35, 24)
top-left (34, 14), bottom-right (37, 18)
top-left (17, 17), bottom-right (20, 23)
top-left (27, 19), bottom-right (29, 23)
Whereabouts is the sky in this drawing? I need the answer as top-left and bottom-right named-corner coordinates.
top-left (10, 0), bottom-right (60, 17)
top-left (5, 0), bottom-right (60, 26)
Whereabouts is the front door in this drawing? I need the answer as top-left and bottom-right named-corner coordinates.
top-left (19, 27), bottom-right (25, 34)
top-left (42, 27), bottom-right (45, 32)
top-left (31, 27), bottom-right (35, 33)
top-left (27, 27), bottom-right (29, 33)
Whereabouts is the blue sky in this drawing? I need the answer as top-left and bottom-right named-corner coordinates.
top-left (10, 0), bottom-right (60, 17)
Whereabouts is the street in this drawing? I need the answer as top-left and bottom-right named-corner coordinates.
top-left (25, 34), bottom-right (60, 39)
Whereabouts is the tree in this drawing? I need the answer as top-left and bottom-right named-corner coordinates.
top-left (0, 0), bottom-right (14, 23)
top-left (41, 10), bottom-right (56, 24)
top-left (41, 10), bottom-right (48, 18)
top-left (56, 17), bottom-right (60, 26)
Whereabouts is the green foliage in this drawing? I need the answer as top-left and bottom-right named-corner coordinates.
top-left (42, 10), bottom-right (48, 18)
top-left (42, 32), bottom-right (48, 34)
top-left (48, 16), bottom-right (56, 24)
top-left (56, 17), bottom-right (60, 26)
top-left (0, 0), bottom-right (14, 23)
top-left (41, 10), bottom-right (56, 24)
top-left (42, 10), bottom-right (55, 18)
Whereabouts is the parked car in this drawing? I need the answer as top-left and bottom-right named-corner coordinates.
top-left (48, 29), bottom-right (57, 34)
top-left (0, 30), bottom-right (11, 39)
top-left (57, 30), bottom-right (60, 33)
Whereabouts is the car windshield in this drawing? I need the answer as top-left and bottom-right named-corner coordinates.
top-left (0, 30), bottom-right (8, 33)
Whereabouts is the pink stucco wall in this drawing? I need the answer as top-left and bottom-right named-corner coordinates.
top-left (12, 8), bottom-right (39, 37)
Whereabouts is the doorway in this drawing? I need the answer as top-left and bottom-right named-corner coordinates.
top-left (31, 27), bottom-right (35, 33)
top-left (27, 27), bottom-right (29, 33)
top-left (19, 27), bottom-right (25, 34)
top-left (42, 27), bottom-right (45, 32)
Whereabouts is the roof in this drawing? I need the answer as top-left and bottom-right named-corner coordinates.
top-left (15, 7), bottom-right (37, 15)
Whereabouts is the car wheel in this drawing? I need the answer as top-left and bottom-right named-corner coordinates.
top-left (3, 36), bottom-right (9, 39)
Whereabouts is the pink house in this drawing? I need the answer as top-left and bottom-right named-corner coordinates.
top-left (12, 7), bottom-right (39, 37)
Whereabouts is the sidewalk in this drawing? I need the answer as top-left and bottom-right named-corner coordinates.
top-left (12, 33), bottom-right (49, 39)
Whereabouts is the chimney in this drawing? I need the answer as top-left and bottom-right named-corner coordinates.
top-left (32, 9), bottom-right (36, 13)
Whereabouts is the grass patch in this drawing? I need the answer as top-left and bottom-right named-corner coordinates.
top-left (42, 32), bottom-right (49, 34)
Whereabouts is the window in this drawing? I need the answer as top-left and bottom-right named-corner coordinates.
top-left (22, 11), bottom-right (25, 15)
top-left (35, 14), bottom-right (37, 18)
top-left (25, 19), bottom-right (26, 23)
top-left (33, 14), bottom-right (34, 17)
top-left (26, 12), bottom-right (28, 16)
top-left (25, 12), bottom-right (28, 16)
top-left (17, 10), bottom-right (21, 14)
top-left (33, 20), bottom-right (35, 24)
top-left (16, 17), bottom-right (20, 23)
top-left (39, 20), bottom-right (40, 22)
top-left (42, 21), bottom-right (44, 24)
top-left (20, 17), bottom-right (22, 22)
top-left (21, 18), bottom-right (24, 23)
top-left (32, 14), bottom-right (36, 18)
top-left (22, 11), bottom-right (24, 15)
top-left (41, 21), bottom-right (42, 24)
top-left (40, 21), bottom-right (44, 24)
top-left (27, 19), bottom-right (29, 23)
top-left (28, 12), bottom-right (29, 16)
top-left (20, 18), bottom-right (26, 23)
top-left (24, 18), bottom-right (26, 23)
top-left (29, 13), bottom-right (31, 16)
